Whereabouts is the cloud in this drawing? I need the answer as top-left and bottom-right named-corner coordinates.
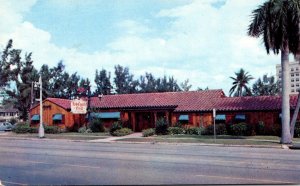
top-left (0, 0), bottom-right (280, 95)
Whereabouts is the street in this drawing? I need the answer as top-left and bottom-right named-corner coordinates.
top-left (0, 138), bottom-right (300, 185)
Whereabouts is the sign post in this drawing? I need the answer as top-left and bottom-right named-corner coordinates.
top-left (213, 108), bottom-right (216, 143)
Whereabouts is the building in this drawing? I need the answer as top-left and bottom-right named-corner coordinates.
top-left (30, 98), bottom-right (85, 131)
top-left (276, 61), bottom-right (300, 94)
top-left (0, 107), bottom-right (19, 122)
top-left (29, 90), bottom-right (300, 133)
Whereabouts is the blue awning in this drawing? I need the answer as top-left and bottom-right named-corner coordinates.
top-left (235, 114), bottom-right (246, 120)
top-left (31, 114), bottom-right (40, 121)
top-left (216, 114), bottom-right (226, 120)
top-left (53, 114), bottom-right (63, 121)
top-left (90, 112), bottom-right (120, 119)
top-left (179, 115), bottom-right (189, 121)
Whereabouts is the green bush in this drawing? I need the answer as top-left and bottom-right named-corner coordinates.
top-left (155, 118), bottom-right (169, 135)
top-left (229, 123), bottom-right (253, 136)
top-left (78, 126), bottom-right (87, 133)
top-left (256, 121), bottom-right (265, 135)
top-left (174, 122), bottom-right (183, 128)
top-left (142, 128), bottom-right (155, 137)
top-left (44, 125), bottom-right (60, 134)
top-left (112, 128), bottom-right (133, 136)
top-left (204, 124), bottom-right (227, 135)
top-left (12, 122), bottom-right (37, 134)
top-left (270, 123), bottom-right (281, 136)
top-left (168, 127), bottom-right (185, 135)
top-left (185, 127), bottom-right (205, 135)
top-left (110, 122), bottom-right (122, 135)
top-left (89, 119), bottom-right (105, 132)
top-left (294, 122), bottom-right (300, 138)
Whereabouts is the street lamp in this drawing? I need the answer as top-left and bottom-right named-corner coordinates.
top-left (34, 76), bottom-right (44, 138)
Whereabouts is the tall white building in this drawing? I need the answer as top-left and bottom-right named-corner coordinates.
top-left (276, 61), bottom-right (300, 94)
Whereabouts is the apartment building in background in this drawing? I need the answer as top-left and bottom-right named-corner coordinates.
top-left (276, 61), bottom-right (300, 94)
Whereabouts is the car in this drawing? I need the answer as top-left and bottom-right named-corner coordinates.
top-left (0, 122), bottom-right (14, 131)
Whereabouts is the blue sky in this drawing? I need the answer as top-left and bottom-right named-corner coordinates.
top-left (0, 0), bottom-right (281, 95)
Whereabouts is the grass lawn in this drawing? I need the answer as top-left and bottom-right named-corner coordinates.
top-left (1, 132), bottom-right (110, 141)
top-left (117, 135), bottom-right (300, 146)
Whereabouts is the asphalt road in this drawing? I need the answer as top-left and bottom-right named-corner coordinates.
top-left (0, 139), bottom-right (299, 185)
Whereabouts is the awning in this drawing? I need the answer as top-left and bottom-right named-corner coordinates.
top-left (215, 114), bottom-right (226, 120)
top-left (90, 112), bottom-right (120, 119)
top-left (31, 114), bottom-right (40, 121)
top-left (178, 115), bottom-right (189, 121)
top-left (235, 114), bottom-right (246, 120)
top-left (53, 114), bottom-right (63, 121)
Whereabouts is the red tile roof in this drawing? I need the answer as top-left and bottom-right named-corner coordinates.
top-left (91, 90), bottom-right (225, 110)
top-left (31, 90), bottom-right (299, 112)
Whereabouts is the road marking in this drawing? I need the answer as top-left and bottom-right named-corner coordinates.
top-left (1, 180), bottom-right (28, 185)
top-left (194, 174), bottom-right (293, 184)
top-left (25, 160), bottom-right (102, 169)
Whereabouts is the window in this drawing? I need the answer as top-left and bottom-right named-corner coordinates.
top-left (297, 78), bottom-right (299, 82)
top-left (292, 79), bottom-right (295, 82)
top-left (31, 114), bottom-right (40, 124)
top-left (53, 114), bottom-right (64, 124)
top-left (292, 84), bottom-right (295, 87)
top-left (235, 114), bottom-right (246, 122)
top-left (297, 84), bottom-right (299, 87)
top-left (292, 74), bottom-right (295, 77)
top-left (215, 114), bottom-right (226, 124)
top-left (292, 89), bottom-right (295, 92)
top-left (297, 68), bottom-right (299, 71)
top-left (90, 112), bottom-right (121, 119)
top-left (291, 68), bottom-right (294, 71)
top-left (296, 73), bottom-right (299, 76)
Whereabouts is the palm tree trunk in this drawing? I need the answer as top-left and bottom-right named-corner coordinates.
top-left (290, 92), bottom-right (300, 138)
top-left (280, 48), bottom-right (292, 144)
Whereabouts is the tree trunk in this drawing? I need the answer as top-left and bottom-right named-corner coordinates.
top-left (280, 49), bottom-right (292, 144)
top-left (290, 92), bottom-right (300, 138)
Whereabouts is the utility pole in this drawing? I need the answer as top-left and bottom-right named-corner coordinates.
top-left (35, 76), bottom-right (44, 138)
top-left (213, 109), bottom-right (216, 143)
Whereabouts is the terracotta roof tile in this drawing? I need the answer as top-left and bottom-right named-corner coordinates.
top-left (46, 98), bottom-right (71, 110)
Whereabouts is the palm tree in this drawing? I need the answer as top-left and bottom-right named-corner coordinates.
top-left (248, 0), bottom-right (300, 144)
top-left (229, 68), bottom-right (253, 97)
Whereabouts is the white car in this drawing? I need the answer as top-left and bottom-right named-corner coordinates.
top-left (0, 122), bottom-right (14, 131)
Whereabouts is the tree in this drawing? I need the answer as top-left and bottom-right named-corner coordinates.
top-left (3, 45), bottom-right (39, 120)
top-left (114, 65), bottom-right (138, 94)
top-left (248, 0), bottom-right (300, 143)
top-left (94, 69), bottom-right (112, 95)
top-left (180, 79), bottom-right (192, 91)
top-left (0, 39), bottom-right (13, 87)
top-left (229, 68), bottom-right (253, 97)
top-left (139, 72), bottom-right (157, 93)
top-left (252, 75), bottom-right (279, 96)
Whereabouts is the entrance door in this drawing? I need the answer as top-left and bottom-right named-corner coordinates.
top-left (136, 112), bottom-right (154, 132)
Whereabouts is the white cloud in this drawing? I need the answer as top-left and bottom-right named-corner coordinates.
top-left (0, 0), bottom-right (281, 95)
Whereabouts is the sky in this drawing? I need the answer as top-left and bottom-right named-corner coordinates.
top-left (0, 0), bottom-right (282, 95)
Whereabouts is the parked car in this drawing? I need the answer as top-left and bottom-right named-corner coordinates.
top-left (0, 122), bottom-right (14, 131)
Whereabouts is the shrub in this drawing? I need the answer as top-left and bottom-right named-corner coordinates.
top-left (78, 126), bottom-right (87, 133)
top-left (270, 123), bottom-right (281, 136)
top-left (229, 122), bottom-right (253, 136)
top-left (89, 119), bottom-right (105, 132)
top-left (294, 122), bottom-right (300, 138)
top-left (110, 121), bottom-right (122, 135)
top-left (185, 127), bottom-right (205, 135)
top-left (44, 125), bottom-right (60, 134)
top-left (168, 127), bottom-right (185, 135)
top-left (256, 121), bottom-right (265, 135)
top-left (112, 128), bottom-right (133, 136)
top-left (142, 128), bottom-right (155, 137)
top-left (155, 118), bottom-right (169, 135)
top-left (12, 122), bottom-right (37, 134)
top-left (174, 122), bottom-right (183, 128)
top-left (204, 124), bottom-right (227, 135)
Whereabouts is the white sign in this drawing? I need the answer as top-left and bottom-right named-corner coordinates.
top-left (213, 109), bottom-right (216, 118)
top-left (71, 99), bottom-right (87, 114)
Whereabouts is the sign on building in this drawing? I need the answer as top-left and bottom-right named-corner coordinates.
top-left (71, 99), bottom-right (87, 114)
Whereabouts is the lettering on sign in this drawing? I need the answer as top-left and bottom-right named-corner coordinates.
top-left (71, 99), bottom-right (87, 114)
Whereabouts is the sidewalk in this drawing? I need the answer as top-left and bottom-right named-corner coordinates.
top-left (89, 132), bottom-right (143, 142)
